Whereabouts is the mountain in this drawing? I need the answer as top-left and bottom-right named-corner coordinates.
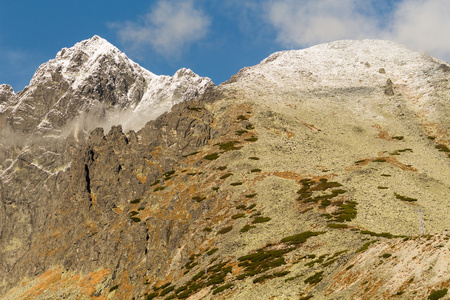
top-left (1, 38), bottom-right (449, 300)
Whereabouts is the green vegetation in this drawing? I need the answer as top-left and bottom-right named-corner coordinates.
top-left (249, 156), bottom-right (260, 160)
top-left (163, 170), bottom-right (175, 179)
top-left (131, 217), bottom-right (141, 222)
top-left (217, 226), bottom-right (233, 235)
top-left (428, 288), bottom-right (448, 300)
top-left (346, 264), bottom-right (354, 270)
top-left (355, 159), bottom-right (367, 164)
top-left (304, 271), bottom-right (324, 285)
top-left (281, 231), bottom-right (326, 245)
top-left (237, 115), bottom-right (248, 120)
top-left (237, 247), bottom-right (294, 280)
top-left (212, 186), bottom-right (219, 191)
top-left (207, 248), bottom-right (218, 255)
top-left (150, 180), bottom-right (160, 186)
top-left (153, 186), bottom-right (166, 192)
top-left (130, 211), bottom-right (139, 216)
top-left (246, 123), bottom-right (255, 130)
top-left (251, 169), bottom-right (262, 173)
top-left (355, 240), bottom-right (377, 253)
top-left (203, 227), bottom-right (212, 232)
top-left (380, 253), bottom-right (392, 259)
top-left (192, 196), bottom-right (206, 202)
top-left (130, 198), bottom-right (141, 204)
top-left (182, 151), bottom-right (199, 157)
top-left (217, 141), bottom-right (242, 151)
top-left (146, 292), bottom-right (159, 300)
top-left (217, 166), bottom-right (227, 170)
top-left (253, 271), bottom-right (290, 284)
top-left (235, 130), bottom-right (248, 136)
top-left (392, 136), bottom-right (404, 140)
top-left (428, 136), bottom-right (436, 140)
top-left (212, 283), bottom-right (234, 295)
top-left (252, 216), bottom-right (271, 223)
top-left (236, 204), bottom-right (247, 209)
top-left (187, 107), bottom-right (202, 111)
top-left (373, 158), bottom-right (387, 162)
top-left (245, 137), bottom-right (258, 142)
top-left (245, 194), bottom-right (257, 198)
top-left (381, 174), bottom-right (391, 177)
top-left (394, 193), bottom-right (417, 202)
top-left (240, 224), bottom-right (256, 233)
top-left (160, 286), bottom-right (175, 297)
top-left (230, 182), bottom-right (243, 186)
top-left (232, 213), bottom-right (246, 219)
top-left (220, 173), bottom-right (233, 179)
top-left (378, 186), bottom-right (389, 189)
top-left (247, 204), bottom-right (257, 209)
top-left (360, 230), bottom-right (400, 239)
top-left (204, 153), bottom-right (220, 160)
top-left (436, 144), bottom-right (450, 152)
top-left (109, 285), bottom-right (119, 292)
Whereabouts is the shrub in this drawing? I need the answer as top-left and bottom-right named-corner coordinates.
top-left (240, 225), bottom-right (256, 233)
top-left (220, 173), bottom-right (233, 179)
top-left (203, 227), bottom-right (212, 232)
top-left (237, 115), bottom-right (248, 120)
top-left (245, 194), bottom-right (257, 198)
top-left (217, 226), bottom-right (233, 235)
top-left (249, 156), bottom-right (259, 160)
top-left (192, 196), bottom-right (206, 202)
top-left (204, 153), bottom-right (220, 160)
top-left (245, 137), bottom-right (258, 142)
top-left (251, 169), bottom-right (262, 173)
top-left (160, 286), bottom-right (175, 297)
top-left (150, 180), bottom-right (160, 186)
top-left (236, 204), bottom-right (247, 209)
top-left (218, 141), bottom-right (242, 151)
top-left (247, 203), bottom-right (257, 209)
top-left (428, 288), bottom-right (448, 300)
top-left (212, 283), bottom-right (234, 295)
top-left (153, 186), bottom-right (166, 192)
top-left (373, 158), bottom-right (387, 162)
top-left (232, 213), bottom-right (246, 219)
top-left (146, 292), bottom-right (159, 300)
top-left (207, 248), bottom-right (218, 255)
top-left (355, 240), bottom-right (377, 253)
top-left (130, 198), bottom-right (141, 204)
top-left (252, 216), bottom-right (271, 224)
top-left (304, 271), bottom-right (324, 285)
top-left (131, 217), bottom-right (141, 222)
top-left (394, 193), bottom-right (417, 202)
top-left (281, 231), bottom-right (326, 245)
top-left (380, 253), bottom-right (392, 259)
top-left (109, 285), bottom-right (119, 292)
top-left (230, 182), bottom-right (243, 186)
top-left (217, 166), bottom-right (227, 170)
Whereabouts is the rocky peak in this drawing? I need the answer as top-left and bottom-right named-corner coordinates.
top-left (0, 84), bottom-right (14, 103)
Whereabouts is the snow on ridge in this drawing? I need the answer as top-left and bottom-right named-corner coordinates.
top-left (240, 39), bottom-right (448, 93)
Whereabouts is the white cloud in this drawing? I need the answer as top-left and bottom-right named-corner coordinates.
top-left (115, 0), bottom-right (210, 56)
top-left (388, 0), bottom-right (450, 60)
top-left (267, 0), bottom-right (379, 47)
top-left (265, 0), bottom-right (450, 62)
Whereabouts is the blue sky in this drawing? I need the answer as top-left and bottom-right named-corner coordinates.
top-left (1, 0), bottom-right (449, 92)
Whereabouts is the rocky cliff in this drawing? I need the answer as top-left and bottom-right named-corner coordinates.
top-left (1, 38), bottom-right (449, 300)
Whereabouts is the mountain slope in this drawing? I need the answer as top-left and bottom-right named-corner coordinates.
top-left (1, 39), bottom-right (449, 300)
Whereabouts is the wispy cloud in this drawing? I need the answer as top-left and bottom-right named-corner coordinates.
top-left (113, 0), bottom-right (210, 56)
top-left (388, 0), bottom-right (450, 59)
top-left (267, 0), bottom-right (379, 47)
top-left (264, 0), bottom-right (450, 62)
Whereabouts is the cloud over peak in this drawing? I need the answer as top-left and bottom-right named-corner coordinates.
top-left (114, 0), bottom-right (210, 56)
